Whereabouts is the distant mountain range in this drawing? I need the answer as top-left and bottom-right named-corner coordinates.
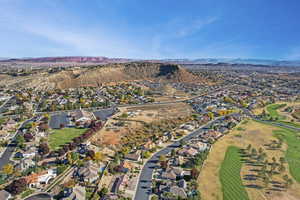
top-left (0, 56), bottom-right (131, 64)
top-left (1, 56), bottom-right (300, 67)
top-left (162, 58), bottom-right (300, 67)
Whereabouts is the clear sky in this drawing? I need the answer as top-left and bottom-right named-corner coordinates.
top-left (1, 0), bottom-right (300, 60)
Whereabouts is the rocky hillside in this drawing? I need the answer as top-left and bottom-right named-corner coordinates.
top-left (46, 62), bottom-right (208, 89)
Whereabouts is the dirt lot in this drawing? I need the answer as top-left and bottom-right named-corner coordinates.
top-left (91, 102), bottom-right (192, 148)
top-left (198, 119), bottom-right (300, 200)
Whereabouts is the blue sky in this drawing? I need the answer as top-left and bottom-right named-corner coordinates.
top-left (1, 0), bottom-right (300, 60)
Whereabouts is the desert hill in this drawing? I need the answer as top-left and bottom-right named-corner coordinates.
top-left (46, 62), bottom-right (207, 89)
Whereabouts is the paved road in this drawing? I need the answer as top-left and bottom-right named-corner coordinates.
top-left (134, 117), bottom-right (226, 200)
top-left (257, 119), bottom-right (300, 132)
top-left (240, 107), bottom-right (300, 132)
top-left (24, 193), bottom-right (52, 200)
top-left (0, 96), bottom-right (14, 115)
top-left (0, 117), bottom-right (36, 169)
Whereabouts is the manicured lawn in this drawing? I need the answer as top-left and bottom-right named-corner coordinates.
top-left (49, 128), bottom-right (87, 150)
top-left (219, 146), bottom-right (249, 200)
top-left (266, 103), bottom-right (287, 120)
top-left (273, 128), bottom-right (300, 183)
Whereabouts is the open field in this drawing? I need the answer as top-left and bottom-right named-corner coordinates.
top-left (49, 128), bottom-right (87, 150)
top-left (91, 102), bottom-right (193, 148)
top-left (220, 146), bottom-right (249, 200)
top-left (198, 119), bottom-right (300, 200)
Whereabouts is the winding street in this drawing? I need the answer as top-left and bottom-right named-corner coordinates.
top-left (134, 116), bottom-right (227, 200)
top-left (0, 117), bottom-right (36, 169)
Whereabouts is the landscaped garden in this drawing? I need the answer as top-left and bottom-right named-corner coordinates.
top-left (219, 146), bottom-right (249, 200)
top-left (49, 128), bottom-right (87, 150)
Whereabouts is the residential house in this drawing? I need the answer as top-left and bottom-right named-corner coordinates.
top-left (61, 185), bottom-right (86, 200)
top-left (178, 179), bottom-right (187, 189)
top-left (169, 186), bottom-right (187, 199)
top-left (76, 160), bottom-right (99, 183)
top-left (26, 168), bottom-right (57, 189)
top-left (72, 109), bottom-right (95, 127)
top-left (190, 141), bottom-right (209, 152)
top-left (177, 147), bottom-right (198, 157)
top-left (174, 156), bottom-right (184, 166)
top-left (2, 119), bottom-right (17, 132)
top-left (142, 141), bottom-right (155, 150)
top-left (19, 158), bottom-right (35, 171)
top-left (161, 169), bottom-right (177, 180)
top-left (124, 151), bottom-right (141, 162)
top-left (23, 147), bottom-right (37, 159)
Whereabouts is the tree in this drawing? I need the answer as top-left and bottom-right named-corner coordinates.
top-left (283, 174), bottom-right (289, 182)
top-left (160, 161), bottom-right (168, 170)
top-left (171, 149), bottom-right (176, 157)
top-left (179, 140), bottom-right (186, 147)
top-left (287, 179), bottom-right (293, 188)
top-left (86, 150), bottom-right (95, 159)
top-left (279, 157), bottom-right (286, 164)
top-left (5, 178), bottom-right (27, 195)
top-left (67, 152), bottom-right (75, 165)
top-left (2, 164), bottom-right (14, 175)
top-left (99, 187), bottom-right (108, 198)
top-left (191, 168), bottom-right (200, 179)
top-left (151, 195), bottom-right (159, 200)
top-left (278, 164), bottom-right (285, 173)
top-left (208, 112), bottom-right (214, 120)
top-left (38, 143), bottom-right (50, 155)
top-left (63, 179), bottom-right (76, 188)
top-left (94, 152), bottom-right (105, 163)
top-left (246, 144), bottom-right (252, 153)
top-left (142, 151), bottom-right (151, 159)
top-left (251, 148), bottom-right (257, 159)
top-left (39, 123), bottom-right (49, 131)
top-left (283, 175), bottom-right (293, 188)
top-left (24, 133), bottom-right (34, 142)
top-left (15, 135), bottom-right (25, 148)
top-left (159, 155), bottom-right (166, 162)
top-left (263, 176), bottom-right (270, 188)
top-left (258, 147), bottom-right (263, 154)
top-left (58, 148), bottom-right (66, 156)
